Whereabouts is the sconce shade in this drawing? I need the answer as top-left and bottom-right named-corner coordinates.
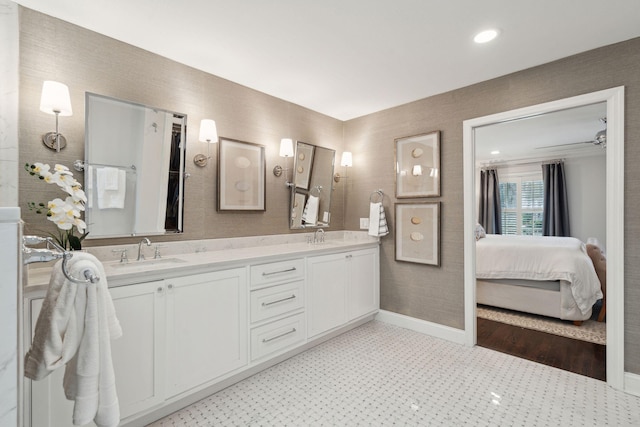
top-left (40, 81), bottom-right (72, 116)
top-left (340, 151), bottom-right (353, 167)
top-left (412, 165), bottom-right (423, 176)
top-left (199, 119), bottom-right (218, 143)
top-left (280, 138), bottom-right (294, 157)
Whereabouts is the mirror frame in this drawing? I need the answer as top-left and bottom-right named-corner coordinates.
top-left (463, 87), bottom-right (625, 390)
top-left (84, 93), bottom-right (187, 238)
top-left (289, 140), bottom-right (336, 229)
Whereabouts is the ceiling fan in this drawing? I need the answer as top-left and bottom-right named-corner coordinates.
top-left (535, 117), bottom-right (607, 150)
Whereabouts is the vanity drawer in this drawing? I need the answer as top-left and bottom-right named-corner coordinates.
top-left (250, 280), bottom-right (304, 323)
top-left (250, 258), bottom-right (304, 287)
top-left (250, 313), bottom-right (305, 361)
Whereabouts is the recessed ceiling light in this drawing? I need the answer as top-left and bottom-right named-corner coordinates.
top-left (474, 29), bottom-right (499, 44)
top-left (491, 150), bottom-right (500, 155)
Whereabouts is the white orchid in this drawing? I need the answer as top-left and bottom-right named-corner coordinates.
top-left (26, 162), bottom-right (88, 250)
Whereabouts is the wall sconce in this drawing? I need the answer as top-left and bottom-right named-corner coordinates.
top-left (412, 165), bottom-right (423, 176)
top-left (273, 138), bottom-right (294, 186)
top-left (39, 81), bottom-right (73, 152)
top-left (334, 151), bottom-right (353, 182)
top-left (193, 119), bottom-right (218, 167)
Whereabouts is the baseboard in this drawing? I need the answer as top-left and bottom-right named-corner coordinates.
top-left (375, 310), bottom-right (466, 345)
top-left (625, 372), bottom-right (640, 397)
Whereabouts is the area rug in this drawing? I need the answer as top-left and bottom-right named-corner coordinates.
top-left (477, 305), bottom-right (606, 345)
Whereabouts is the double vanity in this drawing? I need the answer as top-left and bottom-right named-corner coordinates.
top-left (22, 231), bottom-right (380, 427)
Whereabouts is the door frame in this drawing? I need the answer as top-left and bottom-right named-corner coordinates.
top-left (462, 86), bottom-right (625, 390)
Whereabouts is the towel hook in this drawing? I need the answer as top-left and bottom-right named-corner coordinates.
top-left (369, 189), bottom-right (384, 203)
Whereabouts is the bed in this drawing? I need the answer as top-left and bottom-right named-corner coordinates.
top-left (476, 234), bottom-right (604, 323)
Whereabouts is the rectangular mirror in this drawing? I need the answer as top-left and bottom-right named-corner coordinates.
top-left (83, 93), bottom-right (186, 238)
top-left (289, 141), bottom-right (335, 229)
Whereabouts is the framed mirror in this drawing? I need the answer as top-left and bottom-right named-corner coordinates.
top-left (289, 141), bottom-right (335, 229)
top-left (83, 93), bottom-right (187, 238)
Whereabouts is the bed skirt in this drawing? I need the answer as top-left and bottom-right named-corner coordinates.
top-left (476, 278), bottom-right (593, 321)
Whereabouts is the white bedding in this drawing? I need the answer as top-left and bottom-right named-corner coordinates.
top-left (476, 235), bottom-right (602, 315)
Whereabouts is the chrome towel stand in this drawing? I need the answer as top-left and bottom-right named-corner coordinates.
top-left (23, 235), bottom-right (100, 284)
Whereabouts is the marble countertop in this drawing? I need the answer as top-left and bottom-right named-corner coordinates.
top-left (25, 231), bottom-right (380, 293)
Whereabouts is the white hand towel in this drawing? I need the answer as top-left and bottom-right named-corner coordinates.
top-left (368, 202), bottom-right (389, 237)
top-left (97, 168), bottom-right (126, 209)
top-left (302, 195), bottom-right (319, 225)
top-left (102, 167), bottom-right (120, 190)
top-left (25, 252), bottom-right (122, 427)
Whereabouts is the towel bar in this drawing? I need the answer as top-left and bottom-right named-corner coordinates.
top-left (22, 235), bottom-right (100, 284)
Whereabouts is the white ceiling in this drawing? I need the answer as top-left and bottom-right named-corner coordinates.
top-left (14, 0), bottom-right (640, 121)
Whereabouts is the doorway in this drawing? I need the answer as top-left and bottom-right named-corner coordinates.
top-left (462, 87), bottom-right (625, 390)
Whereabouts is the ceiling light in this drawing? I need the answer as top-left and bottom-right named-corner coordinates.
top-left (474, 29), bottom-right (499, 44)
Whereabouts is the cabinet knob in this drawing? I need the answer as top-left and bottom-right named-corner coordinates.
top-left (157, 287), bottom-right (163, 293)
top-left (168, 284), bottom-right (173, 290)
top-left (346, 254), bottom-right (352, 259)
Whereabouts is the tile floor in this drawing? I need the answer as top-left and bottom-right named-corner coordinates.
top-left (149, 321), bottom-right (640, 426)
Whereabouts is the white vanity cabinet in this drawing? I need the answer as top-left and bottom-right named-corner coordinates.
top-left (23, 238), bottom-right (379, 427)
top-left (306, 248), bottom-right (379, 339)
top-left (25, 280), bottom-right (166, 427)
top-left (165, 268), bottom-right (248, 398)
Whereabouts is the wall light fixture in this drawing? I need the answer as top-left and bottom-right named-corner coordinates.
top-left (39, 81), bottom-right (72, 152)
top-left (193, 119), bottom-right (218, 167)
top-left (334, 151), bottom-right (353, 182)
top-left (273, 138), bottom-right (294, 186)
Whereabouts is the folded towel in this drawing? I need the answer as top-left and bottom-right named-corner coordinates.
top-left (368, 202), bottom-right (389, 237)
top-left (97, 167), bottom-right (126, 209)
top-left (25, 252), bottom-right (122, 427)
top-left (302, 195), bottom-right (319, 225)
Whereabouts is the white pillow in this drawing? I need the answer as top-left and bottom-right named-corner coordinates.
top-left (475, 223), bottom-right (486, 241)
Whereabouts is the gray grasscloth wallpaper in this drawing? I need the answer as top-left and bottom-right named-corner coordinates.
top-left (18, 7), bottom-right (640, 374)
top-left (18, 8), bottom-right (345, 248)
top-left (343, 39), bottom-right (640, 373)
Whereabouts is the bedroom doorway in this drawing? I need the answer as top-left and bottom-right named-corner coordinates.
top-left (462, 87), bottom-right (625, 391)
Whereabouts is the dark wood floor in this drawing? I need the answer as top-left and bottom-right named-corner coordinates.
top-left (477, 317), bottom-right (606, 381)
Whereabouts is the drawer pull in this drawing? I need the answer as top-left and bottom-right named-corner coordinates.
top-left (262, 267), bottom-right (297, 276)
top-left (262, 328), bottom-right (297, 343)
top-left (262, 294), bottom-right (296, 307)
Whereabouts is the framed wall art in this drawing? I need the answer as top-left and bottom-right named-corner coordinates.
top-left (217, 137), bottom-right (266, 211)
top-left (293, 141), bottom-right (315, 190)
top-left (395, 131), bottom-right (440, 198)
top-left (395, 202), bottom-right (440, 266)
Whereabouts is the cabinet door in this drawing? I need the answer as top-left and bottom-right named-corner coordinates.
top-left (26, 280), bottom-right (166, 427)
top-left (348, 248), bottom-right (380, 321)
top-left (166, 268), bottom-right (248, 398)
top-left (306, 253), bottom-right (347, 338)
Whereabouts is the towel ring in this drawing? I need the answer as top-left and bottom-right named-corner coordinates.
top-left (22, 236), bottom-right (100, 284)
top-left (369, 189), bottom-right (384, 203)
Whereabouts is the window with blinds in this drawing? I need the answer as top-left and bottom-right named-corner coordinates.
top-left (499, 174), bottom-right (544, 235)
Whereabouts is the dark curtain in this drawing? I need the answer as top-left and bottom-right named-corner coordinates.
top-left (478, 169), bottom-right (502, 234)
top-left (542, 162), bottom-right (570, 236)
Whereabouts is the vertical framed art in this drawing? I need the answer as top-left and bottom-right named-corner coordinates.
top-left (395, 131), bottom-right (440, 198)
top-left (395, 202), bottom-right (440, 265)
top-left (217, 137), bottom-right (266, 211)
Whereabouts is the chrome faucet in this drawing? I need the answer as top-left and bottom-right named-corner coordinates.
top-left (313, 228), bottom-right (325, 244)
top-left (137, 237), bottom-right (151, 261)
